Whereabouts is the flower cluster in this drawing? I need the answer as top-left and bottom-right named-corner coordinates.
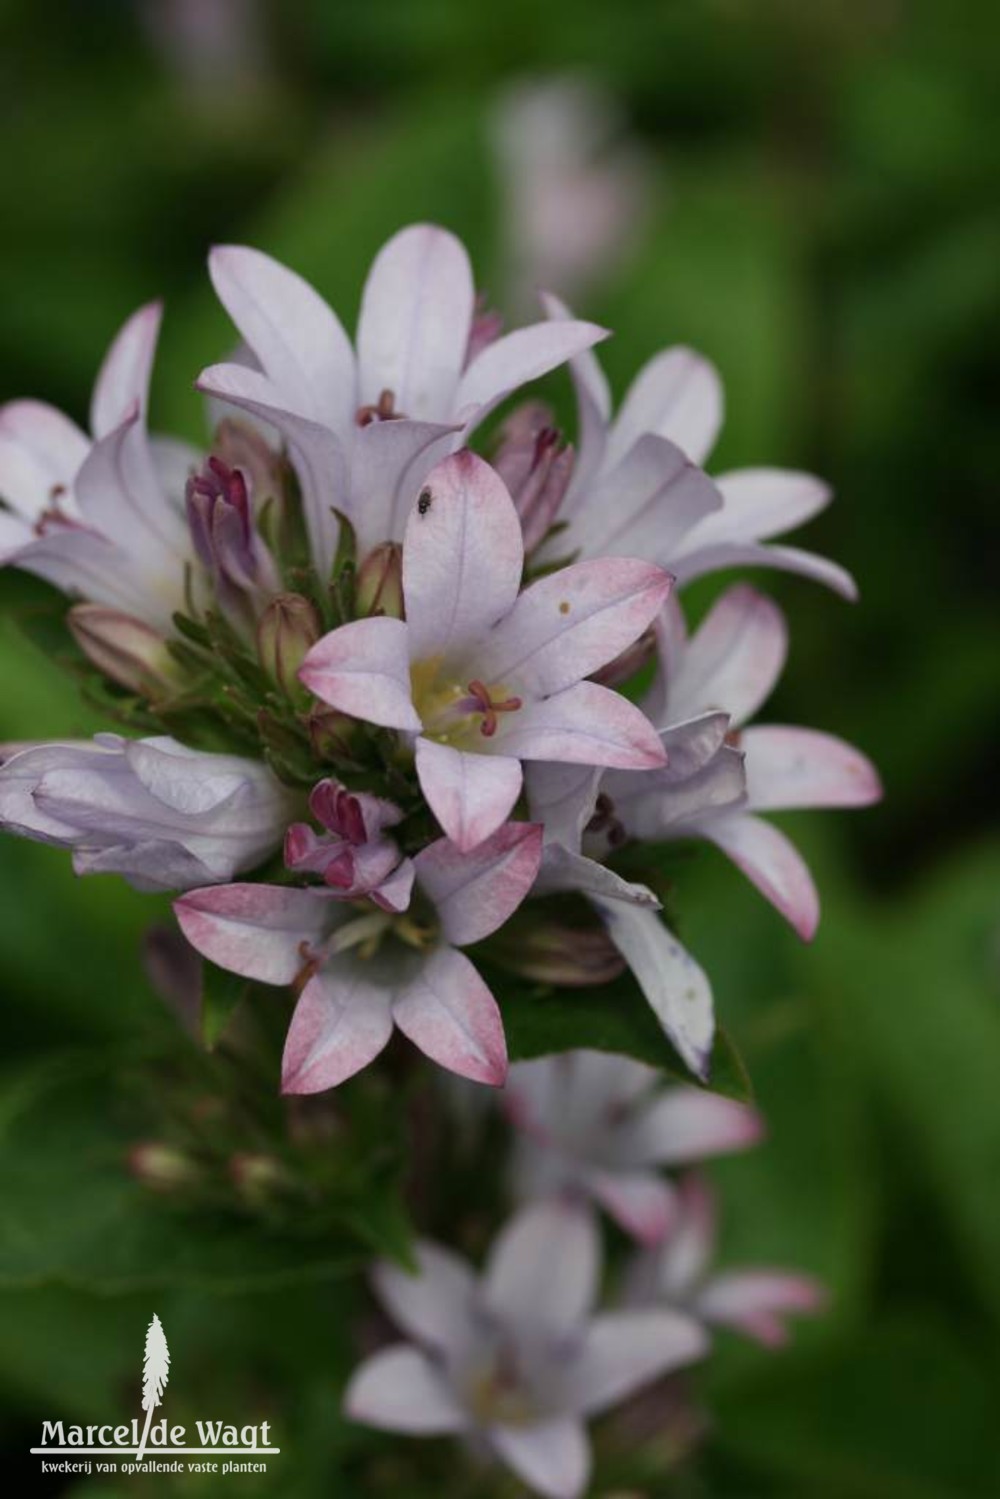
top-left (0, 222), bottom-right (880, 1094)
top-left (344, 1050), bottom-right (824, 1498)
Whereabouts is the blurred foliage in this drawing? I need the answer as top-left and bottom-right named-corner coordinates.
top-left (0, 0), bottom-right (998, 1494)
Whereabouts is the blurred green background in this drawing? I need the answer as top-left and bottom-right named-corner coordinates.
top-left (1, 1), bottom-right (998, 1494)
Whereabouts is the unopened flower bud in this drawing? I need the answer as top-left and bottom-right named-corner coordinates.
top-left (356, 542), bottom-right (404, 619)
top-left (490, 915), bottom-right (625, 987)
top-left (68, 605), bottom-right (181, 698)
top-left (305, 706), bottom-right (358, 762)
top-left (186, 453), bottom-right (281, 626)
top-left (229, 1152), bottom-right (290, 1204)
top-left (257, 593), bottom-right (321, 699)
top-left (494, 402), bottom-right (574, 554)
top-left (590, 624), bottom-right (657, 688)
top-left (128, 1142), bottom-right (200, 1193)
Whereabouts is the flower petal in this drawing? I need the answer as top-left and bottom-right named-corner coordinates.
top-left (713, 467), bottom-right (832, 541)
top-left (565, 1309), bottom-right (708, 1415)
top-left (608, 346), bottom-right (723, 468)
top-left (582, 1168), bottom-right (678, 1246)
top-left (534, 845), bottom-right (659, 907)
top-left (90, 301), bottom-right (162, 439)
top-left (344, 1345), bottom-right (468, 1434)
top-left (209, 244), bottom-right (356, 437)
top-left (281, 967), bottom-right (394, 1092)
top-left (357, 224), bottom-right (475, 421)
top-left (299, 616), bottom-right (420, 731)
top-left (372, 1241), bottom-right (478, 1356)
top-left (672, 538), bottom-right (858, 600)
top-left (663, 584), bottom-right (788, 727)
top-left (595, 901), bottom-right (714, 1081)
top-left (498, 681), bottom-right (666, 770)
top-left (478, 558), bottom-right (671, 697)
top-left (524, 762), bottom-right (603, 850)
top-left (607, 744), bottom-right (747, 842)
top-left (695, 1271), bottom-right (827, 1347)
top-left (650, 1172), bottom-right (718, 1300)
top-left (415, 822), bottom-right (543, 946)
top-left (350, 416), bottom-right (460, 556)
top-left (483, 1200), bottom-right (599, 1331)
top-left (175, 883), bottom-right (333, 984)
top-left (392, 946), bottom-right (507, 1085)
top-left (542, 292), bottom-right (611, 498)
top-left (699, 810), bottom-right (819, 941)
top-left (742, 726), bottom-right (882, 810)
top-left (0, 400), bottom-right (89, 519)
top-left (414, 738), bottom-right (523, 852)
top-left (621, 1088), bottom-right (763, 1167)
top-left (456, 318), bottom-right (609, 431)
top-left (402, 450), bottom-right (523, 664)
top-left (489, 1418), bottom-right (590, 1499)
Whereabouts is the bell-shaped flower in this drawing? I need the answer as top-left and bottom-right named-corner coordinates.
top-left (299, 450), bottom-right (670, 852)
top-left (625, 1173), bottom-right (826, 1349)
top-left (175, 821), bottom-right (543, 1091)
top-left (345, 1200), bottom-right (708, 1499)
top-left (197, 224), bottom-right (608, 570)
top-left (536, 295), bottom-right (856, 598)
top-left (0, 303), bottom-right (202, 630)
top-left (0, 734), bottom-right (297, 892)
top-left (612, 584), bottom-right (882, 939)
top-left (505, 1050), bottom-right (762, 1245)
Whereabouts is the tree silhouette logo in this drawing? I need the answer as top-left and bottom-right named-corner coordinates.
top-left (137, 1314), bottom-right (170, 1463)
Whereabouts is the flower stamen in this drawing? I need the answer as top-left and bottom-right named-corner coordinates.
top-left (463, 679), bottom-right (523, 738)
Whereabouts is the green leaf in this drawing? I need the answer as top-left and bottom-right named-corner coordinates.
top-left (491, 964), bottom-right (753, 1102)
top-left (200, 961), bottom-right (249, 1051)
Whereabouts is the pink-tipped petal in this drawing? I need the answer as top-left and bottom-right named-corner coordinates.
top-left (372, 1241), bottom-right (478, 1356)
top-left (664, 584), bottom-right (788, 728)
top-left (595, 901), bottom-right (714, 1081)
top-left (344, 1346), bottom-right (468, 1434)
top-left (583, 1168), bottom-right (678, 1247)
top-left (402, 450), bottom-right (523, 664)
top-left (175, 883), bottom-right (332, 984)
top-left (695, 1271), bottom-right (828, 1347)
top-left (299, 616), bottom-right (420, 731)
top-left (566, 1309), bottom-right (708, 1416)
top-left (484, 1200), bottom-right (599, 1332)
top-left (699, 810), bottom-right (820, 941)
top-left (415, 738), bottom-right (522, 852)
top-left (281, 969), bottom-right (394, 1093)
top-left (357, 224), bottom-right (475, 421)
top-left (478, 558), bottom-right (672, 698)
top-left (456, 318), bottom-right (609, 432)
top-left (391, 946), bottom-right (507, 1086)
top-left (713, 467), bottom-right (832, 541)
top-left (490, 1418), bottom-right (590, 1499)
top-left (90, 302), bottom-right (162, 438)
top-left (622, 1088), bottom-right (763, 1168)
top-left (608, 346), bottom-right (723, 468)
top-left (209, 244), bottom-right (356, 438)
top-left (496, 682), bottom-right (666, 770)
top-left (742, 726), bottom-right (883, 810)
top-left (415, 822), bottom-right (543, 946)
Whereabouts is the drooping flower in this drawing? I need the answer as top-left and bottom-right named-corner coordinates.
top-left (299, 450), bottom-right (670, 851)
top-left (505, 1050), bottom-right (762, 1244)
top-left (0, 303), bottom-right (202, 630)
top-left (625, 1173), bottom-right (826, 1348)
top-left (0, 734), bottom-right (297, 891)
top-left (533, 296), bottom-right (857, 598)
top-left (175, 821), bottom-right (543, 1090)
top-left (196, 223), bottom-right (609, 567)
top-left (345, 1200), bottom-right (707, 1499)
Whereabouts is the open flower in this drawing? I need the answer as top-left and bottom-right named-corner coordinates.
top-left (176, 821), bottom-right (543, 1090)
top-left (0, 303), bottom-right (201, 630)
top-left (0, 734), bottom-right (297, 891)
top-left (625, 1173), bottom-right (827, 1348)
top-left (197, 223), bottom-right (608, 567)
top-left (505, 1050), bottom-right (762, 1244)
top-left (300, 450), bottom-right (670, 851)
top-left (535, 296), bottom-right (856, 598)
top-left (345, 1200), bottom-right (707, 1499)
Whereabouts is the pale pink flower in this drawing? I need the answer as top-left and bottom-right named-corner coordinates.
top-left (0, 304), bottom-right (202, 630)
top-left (197, 223), bottom-right (608, 567)
top-left (345, 1200), bottom-right (707, 1499)
top-left (175, 821), bottom-right (543, 1091)
top-left (283, 779), bottom-right (407, 906)
top-left (0, 734), bottom-right (296, 892)
top-left (299, 450), bottom-right (670, 852)
top-left (505, 1050), bottom-right (762, 1245)
top-left (625, 1173), bottom-right (827, 1349)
